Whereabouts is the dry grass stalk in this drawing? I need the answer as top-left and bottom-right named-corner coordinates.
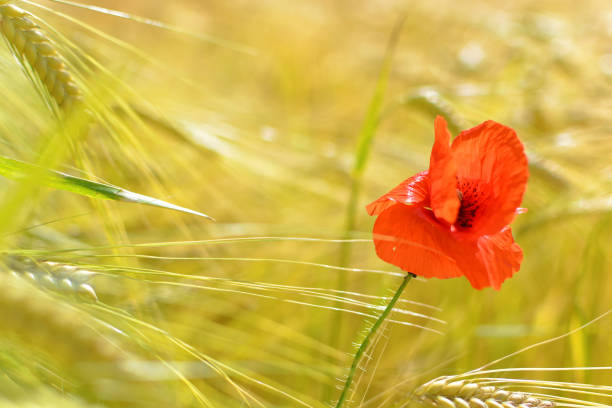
top-left (415, 376), bottom-right (556, 408)
top-left (0, 2), bottom-right (81, 110)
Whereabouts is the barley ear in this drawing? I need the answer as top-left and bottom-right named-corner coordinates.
top-left (0, 273), bottom-right (121, 368)
top-left (8, 256), bottom-right (99, 301)
top-left (0, 2), bottom-right (82, 110)
top-left (415, 377), bottom-right (556, 408)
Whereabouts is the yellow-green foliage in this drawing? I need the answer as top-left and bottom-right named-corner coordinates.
top-left (0, 0), bottom-right (610, 407)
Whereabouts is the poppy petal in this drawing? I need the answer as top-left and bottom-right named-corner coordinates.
top-left (366, 171), bottom-right (430, 216)
top-left (372, 203), bottom-right (464, 279)
top-left (372, 204), bottom-right (522, 290)
top-left (475, 227), bottom-right (523, 290)
top-left (451, 120), bottom-right (529, 235)
top-left (429, 116), bottom-right (460, 225)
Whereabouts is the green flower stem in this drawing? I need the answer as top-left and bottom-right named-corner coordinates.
top-left (334, 273), bottom-right (413, 408)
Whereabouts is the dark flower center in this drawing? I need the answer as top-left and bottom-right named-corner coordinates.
top-left (455, 179), bottom-right (487, 229)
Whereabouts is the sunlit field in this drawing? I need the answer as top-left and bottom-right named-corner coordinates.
top-left (0, 0), bottom-right (610, 407)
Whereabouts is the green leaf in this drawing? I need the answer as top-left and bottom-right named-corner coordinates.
top-left (0, 155), bottom-right (214, 220)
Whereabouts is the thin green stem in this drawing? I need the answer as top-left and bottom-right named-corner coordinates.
top-left (334, 273), bottom-right (413, 408)
top-left (328, 11), bottom-right (407, 369)
top-left (337, 11), bottom-right (406, 267)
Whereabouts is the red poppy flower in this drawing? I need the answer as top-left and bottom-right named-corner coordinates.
top-left (366, 116), bottom-right (528, 290)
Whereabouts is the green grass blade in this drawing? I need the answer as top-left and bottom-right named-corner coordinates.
top-left (0, 155), bottom-right (214, 220)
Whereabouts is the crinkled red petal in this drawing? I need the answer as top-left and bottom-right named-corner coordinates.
top-left (429, 116), bottom-right (460, 225)
top-left (372, 203), bottom-right (463, 280)
top-left (372, 204), bottom-right (523, 290)
top-left (475, 226), bottom-right (523, 290)
top-left (451, 120), bottom-right (529, 236)
top-left (366, 171), bottom-right (430, 216)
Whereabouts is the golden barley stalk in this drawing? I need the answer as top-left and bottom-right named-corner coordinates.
top-left (0, 1), bottom-right (81, 110)
top-left (415, 376), bottom-right (556, 408)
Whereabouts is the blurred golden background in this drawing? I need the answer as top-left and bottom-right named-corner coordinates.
top-left (0, 0), bottom-right (610, 406)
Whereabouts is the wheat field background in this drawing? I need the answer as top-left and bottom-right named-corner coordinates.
top-left (0, 0), bottom-right (610, 407)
